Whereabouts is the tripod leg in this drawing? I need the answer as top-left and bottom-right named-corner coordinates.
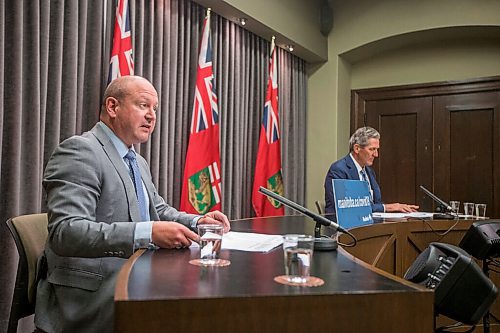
top-left (483, 259), bottom-right (490, 333)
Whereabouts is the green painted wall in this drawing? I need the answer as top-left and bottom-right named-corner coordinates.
top-left (307, 0), bottom-right (500, 209)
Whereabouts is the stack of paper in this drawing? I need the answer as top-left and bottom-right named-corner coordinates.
top-left (190, 231), bottom-right (284, 252)
top-left (221, 231), bottom-right (283, 252)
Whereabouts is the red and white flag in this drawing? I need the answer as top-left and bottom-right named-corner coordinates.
top-left (252, 37), bottom-right (284, 217)
top-left (108, 0), bottom-right (134, 82)
top-left (180, 9), bottom-right (222, 214)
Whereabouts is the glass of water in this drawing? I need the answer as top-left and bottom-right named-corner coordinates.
top-left (282, 234), bottom-right (314, 284)
top-left (449, 201), bottom-right (460, 215)
top-left (475, 204), bottom-right (487, 218)
top-left (464, 202), bottom-right (475, 217)
top-left (197, 224), bottom-right (223, 265)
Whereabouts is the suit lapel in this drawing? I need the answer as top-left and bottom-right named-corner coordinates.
top-left (365, 167), bottom-right (376, 184)
top-left (91, 124), bottom-right (143, 222)
top-left (344, 155), bottom-right (360, 180)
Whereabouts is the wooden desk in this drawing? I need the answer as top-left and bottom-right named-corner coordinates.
top-left (338, 217), bottom-right (500, 332)
top-left (115, 216), bottom-right (433, 333)
top-left (338, 218), bottom-right (474, 276)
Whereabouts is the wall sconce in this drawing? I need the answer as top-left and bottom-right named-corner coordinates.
top-left (238, 18), bottom-right (247, 26)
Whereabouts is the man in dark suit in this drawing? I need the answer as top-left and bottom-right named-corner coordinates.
top-left (324, 126), bottom-right (419, 215)
top-left (35, 76), bottom-right (230, 332)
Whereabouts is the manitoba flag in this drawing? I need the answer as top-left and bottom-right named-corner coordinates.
top-left (180, 9), bottom-right (222, 215)
top-left (108, 0), bottom-right (134, 82)
top-left (252, 37), bottom-right (284, 217)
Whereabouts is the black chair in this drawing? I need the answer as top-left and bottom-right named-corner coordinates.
top-left (6, 213), bottom-right (48, 333)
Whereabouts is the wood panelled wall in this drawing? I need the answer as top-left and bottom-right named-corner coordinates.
top-left (352, 77), bottom-right (500, 218)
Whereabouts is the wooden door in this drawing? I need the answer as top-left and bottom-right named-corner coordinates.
top-left (365, 97), bottom-right (433, 210)
top-left (352, 76), bottom-right (500, 217)
top-left (434, 91), bottom-right (500, 217)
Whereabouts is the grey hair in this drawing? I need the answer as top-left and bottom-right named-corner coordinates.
top-left (349, 127), bottom-right (380, 152)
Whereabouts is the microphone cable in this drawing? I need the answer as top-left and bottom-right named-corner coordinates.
top-left (423, 219), bottom-right (460, 240)
top-left (337, 229), bottom-right (357, 248)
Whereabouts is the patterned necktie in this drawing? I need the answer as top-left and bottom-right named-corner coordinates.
top-left (361, 169), bottom-right (373, 201)
top-left (124, 150), bottom-right (150, 221)
top-left (360, 169), bottom-right (368, 183)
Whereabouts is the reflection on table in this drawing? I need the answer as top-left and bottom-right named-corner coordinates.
top-left (115, 215), bottom-right (433, 333)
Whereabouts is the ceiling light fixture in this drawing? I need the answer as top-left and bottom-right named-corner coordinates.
top-left (287, 45), bottom-right (294, 52)
top-left (238, 18), bottom-right (247, 26)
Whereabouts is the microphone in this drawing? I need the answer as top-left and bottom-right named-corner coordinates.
top-left (419, 185), bottom-right (457, 219)
top-left (258, 186), bottom-right (349, 251)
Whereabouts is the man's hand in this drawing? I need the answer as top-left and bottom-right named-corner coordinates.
top-left (384, 203), bottom-right (419, 213)
top-left (151, 222), bottom-right (199, 248)
top-left (198, 210), bottom-right (231, 233)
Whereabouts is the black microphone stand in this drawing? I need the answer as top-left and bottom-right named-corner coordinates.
top-left (483, 258), bottom-right (492, 333)
top-left (313, 221), bottom-right (338, 251)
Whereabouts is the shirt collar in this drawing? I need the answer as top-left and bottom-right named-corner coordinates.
top-left (99, 121), bottom-right (134, 159)
top-left (349, 153), bottom-right (365, 175)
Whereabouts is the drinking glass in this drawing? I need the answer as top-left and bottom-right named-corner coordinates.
top-left (463, 202), bottom-right (475, 217)
top-left (475, 204), bottom-right (487, 218)
top-left (197, 224), bottom-right (224, 265)
top-left (449, 201), bottom-right (460, 214)
top-left (282, 234), bottom-right (314, 284)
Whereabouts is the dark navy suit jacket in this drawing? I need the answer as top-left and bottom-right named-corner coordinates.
top-left (324, 154), bottom-right (384, 214)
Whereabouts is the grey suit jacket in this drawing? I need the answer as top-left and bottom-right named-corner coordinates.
top-left (35, 123), bottom-right (197, 332)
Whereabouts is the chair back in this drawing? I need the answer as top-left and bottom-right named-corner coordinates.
top-left (6, 213), bottom-right (48, 333)
top-left (315, 200), bottom-right (325, 215)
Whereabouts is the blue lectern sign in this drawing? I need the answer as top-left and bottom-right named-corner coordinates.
top-left (332, 179), bottom-right (373, 229)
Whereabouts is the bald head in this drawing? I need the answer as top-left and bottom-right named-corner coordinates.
top-left (101, 76), bottom-right (155, 116)
top-left (100, 75), bottom-right (158, 146)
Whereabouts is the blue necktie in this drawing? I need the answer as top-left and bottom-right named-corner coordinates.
top-left (360, 169), bottom-right (368, 183)
top-left (124, 150), bottom-right (150, 221)
top-left (361, 169), bottom-right (373, 201)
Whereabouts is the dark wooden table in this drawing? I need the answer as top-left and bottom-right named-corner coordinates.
top-left (339, 217), bottom-right (500, 332)
top-left (115, 215), bottom-right (434, 332)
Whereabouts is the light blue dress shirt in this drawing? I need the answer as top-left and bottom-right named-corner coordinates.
top-left (100, 122), bottom-right (201, 250)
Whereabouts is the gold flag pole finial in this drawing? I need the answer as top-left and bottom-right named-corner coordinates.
top-left (207, 8), bottom-right (211, 17)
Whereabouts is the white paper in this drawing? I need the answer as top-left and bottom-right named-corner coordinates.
top-left (221, 231), bottom-right (283, 252)
top-left (406, 212), bottom-right (435, 218)
top-left (200, 231), bottom-right (222, 240)
top-left (190, 231), bottom-right (283, 252)
top-left (372, 212), bottom-right (406, 219)
top-left (372, 212), bottom-right (435, 219)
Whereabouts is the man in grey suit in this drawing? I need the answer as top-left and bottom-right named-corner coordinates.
top-left (35, 76), bottom-right (230, 332)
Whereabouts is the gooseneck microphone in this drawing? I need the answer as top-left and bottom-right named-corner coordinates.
top-left (419, 185), bottom-right (454, 212)
top-left (258, 187), bottom-right (356, 250)
top-left (419, 185), bottom-right (457, 220)
top-left (258, 187), bottom-right (348, 234)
